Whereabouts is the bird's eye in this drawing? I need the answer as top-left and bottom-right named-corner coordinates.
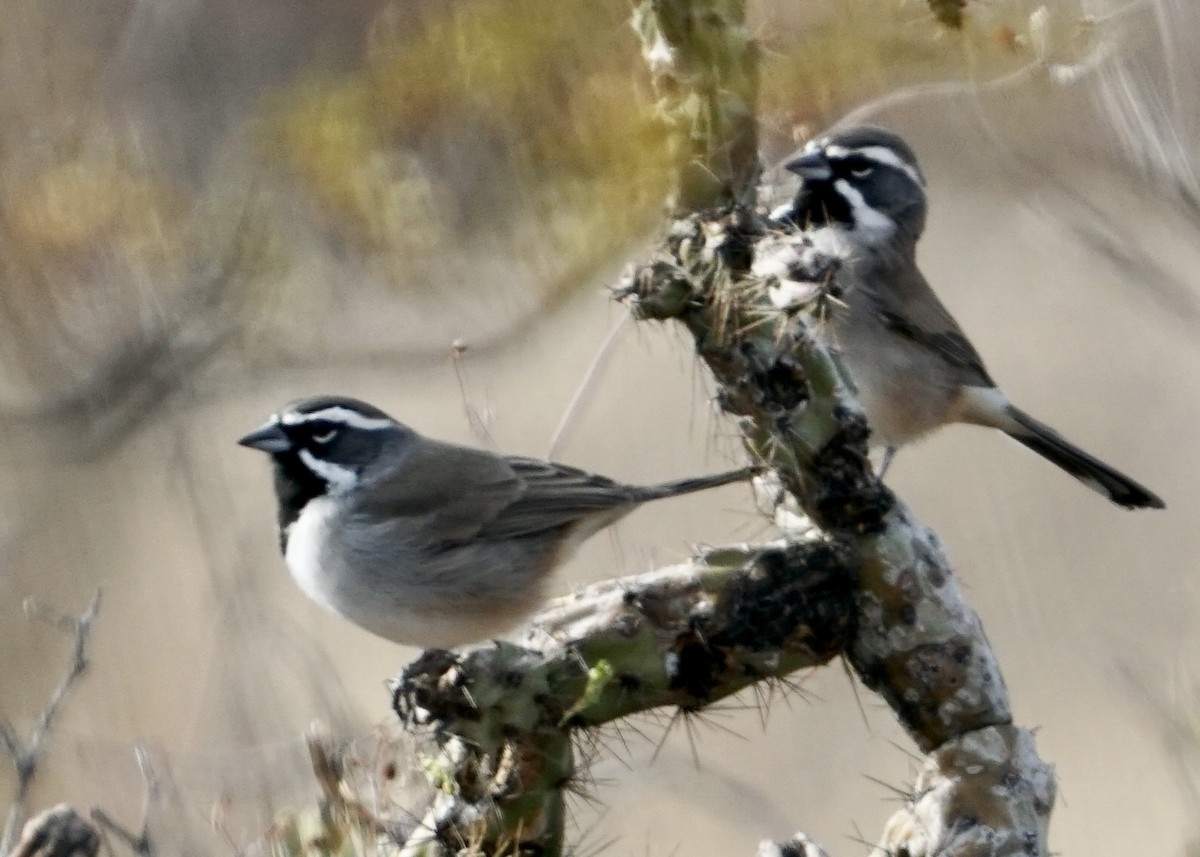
top-left (312, 429), bottom-right (338, 444)
top-left (840, 156), bottom-right (876, 179)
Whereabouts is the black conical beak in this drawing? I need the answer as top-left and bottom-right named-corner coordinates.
top-left (785, 149), bottom-right (833, 181)
top-left (238, 421), bottom-right (293, 454)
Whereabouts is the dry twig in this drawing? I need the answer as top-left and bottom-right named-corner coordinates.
top-left (1, 592), bottom-right (102, 856)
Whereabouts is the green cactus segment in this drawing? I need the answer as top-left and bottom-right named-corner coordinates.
top-left (631, 0), bottom-right (759, 211)
top-left (391, 542), bottom-right (857, 854)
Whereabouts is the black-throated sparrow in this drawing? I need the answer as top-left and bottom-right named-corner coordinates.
top-left (239, 395), bottom-right (754, 647)
top-left (761, 125), bottom-right (1163, 509)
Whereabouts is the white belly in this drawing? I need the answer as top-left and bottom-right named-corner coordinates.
top-left (282, 497), bottom-right (543, 648)
top-left (283, 496), bottom-right (343, 614)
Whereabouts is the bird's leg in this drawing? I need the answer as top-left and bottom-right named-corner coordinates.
top-left (877, 446), bottom-right (897, 480)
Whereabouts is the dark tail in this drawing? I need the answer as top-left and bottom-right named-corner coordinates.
top-left (1005, 407), bottom-right (1164, 510)
top-left (636, 466), bottom-right (759, 502)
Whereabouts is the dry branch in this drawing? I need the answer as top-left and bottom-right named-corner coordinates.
top-left (1, 593), bottom-right (102, 857)
top-left (88, 746), bottom-right (159, 857)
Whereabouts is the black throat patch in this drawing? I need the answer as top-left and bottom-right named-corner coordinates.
top-left (271, 454), bottom-right (328, 551)
top-left (780, 180), bottom-right (854, 230)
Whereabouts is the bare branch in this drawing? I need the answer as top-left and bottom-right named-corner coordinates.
top-left (0, 724), bottom-right (19, 762)
top-left (87, 745), bottom-right (158, 857)
top-left (873, 727), bottom-right (1055, 857)
top-left (1, 592), bottom-right (102, 856)
top-left (88, 812), bottom-right (149, 857)
top-left (21, 593), bottom-right (102, 759)
top-left (545, 314), bottom-right (631, 460)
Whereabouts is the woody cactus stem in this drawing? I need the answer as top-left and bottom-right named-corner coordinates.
top-left (393, 541), bottom-right (857, 855)
top-left (622, 212), bottom-right (1055, 853)
top-left (623, 211), bottom-right (1014, 749)
top-left (632, 0), bottom-right (759, 211)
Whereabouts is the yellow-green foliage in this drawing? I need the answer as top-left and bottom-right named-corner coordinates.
top-left (4, 157), bottom-right (184, 264)
top-left (0, 151), bottom-right (192, 351)
top-left (264, 0), bottom-right (672, 281)
top-left (263, 0), bottom-right (1077, 289)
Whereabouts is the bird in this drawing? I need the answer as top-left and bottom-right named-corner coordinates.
top-left (238, 395), bottom-right (755, 648)
top-left (761, 124), bottom-right (1164, 510)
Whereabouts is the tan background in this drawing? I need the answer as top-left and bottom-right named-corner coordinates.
top-left (1, 1), bottom-right (1198, 854)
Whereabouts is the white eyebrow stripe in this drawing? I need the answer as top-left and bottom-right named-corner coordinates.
top-left (825, 144), bottom-right (925, 187)
top-left (281, 406), bottom-right (395, 430)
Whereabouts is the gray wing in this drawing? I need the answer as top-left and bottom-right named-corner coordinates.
top-left (353, 443), bottom-right (637, 546)
top-left (867, 263), bottom-right (995, 387)
top-left (353, 439), bottom-right (526, 546)
top-left (472, 457), bottom-right (639, 540)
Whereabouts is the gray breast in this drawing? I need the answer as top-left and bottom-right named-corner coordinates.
top-left (818, 254), bottom-right (965, 447)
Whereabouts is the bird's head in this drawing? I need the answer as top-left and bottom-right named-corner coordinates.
top-left (780, 125), bottom-right (928, 250)
top-left (238, 395), bottom-right (413, 499)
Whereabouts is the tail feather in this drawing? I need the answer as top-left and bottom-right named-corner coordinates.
top-left (1005, 408), bottom-right (1164, 510)
top-left (636, 466), bottom-right (758, 502)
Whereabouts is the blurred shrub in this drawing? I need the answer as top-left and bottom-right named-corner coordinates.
top-left (264, 0), bottom-right (672, 296)
top-left (5, 157), bottom-right (184, 263)
top-left (0, 0), bottom-right (1074, 409)
top-left (0, 145), bottom-right (198, 402)
top-left (263, 0), bottom-right (1050, 291)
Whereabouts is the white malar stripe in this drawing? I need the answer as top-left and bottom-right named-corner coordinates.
top-left (825, 144), bottom-right (925, 188)
top-left (281, 406), bottom-right (395, 431)
top-left (833, 180), bottom-right (895, 246)
top-left (298, 448), bottom-right (359, 494)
